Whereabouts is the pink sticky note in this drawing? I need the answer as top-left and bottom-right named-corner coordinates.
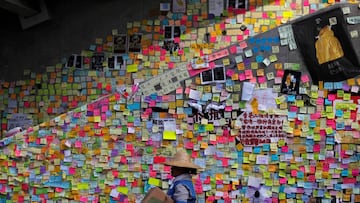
top-left (220, 23), bottom-right (225, 30)
top-left (239, 73), bottom-right (246, 81)
top-left (279, 178), bottom-right (287, 184)
top-left (245, 69), bottom-right (253, 79)
top-left (239, 41), bottom-right (247, 49)
top-left (310, 112), bottom-right (321, 120)
top-left (149, 100), bottom-right (156, 107)
top-left (75, 141), bottom-right (82, 148)
top-left (281, 146), bottom-right (288, 153)
top-left (142, 48), bottom-right (149, 55)
top-left (225, 106), bottom-right (232, 111)
top-left (262, 12), bottom-right (268, 18)
top-left (174, 37), bottom-right (180, 43)
top-left (328, 94), bottom-right (336, 101)
top-left (301, 74), bottom-right (310, 82)
top-left (290, 2), bottom-right (297, 9)
top-left (93, 109), bottom-right (100, 116)
top-left (168, 62), bottom-right (175, 69)
top-left (316, 98), bottom-right (324, 105)
top-left (159, 50), bottom-right (166, 57)
top-left (69, 167), bottom-right (76, 175)
top-left (226, 69), bottom-right (234, 77)
top-left (257, 76), bottom-right (266, 83)
top-left (80, 196), bottom-right (88, 203)
top-left (276, 70), bottom-right (284, 77)
top-left (289, 106), bottom-right (298, 112)
top-left (224, 36), bottom-right (231, 42)
top-left (229, 45), bottom-right (237, 54)
top-left (303, 0), bottom-right (309, 6)
top-left (313, 144), bottom-right (320, 152)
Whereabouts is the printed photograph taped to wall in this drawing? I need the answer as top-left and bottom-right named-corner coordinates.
top-left (113, 34), bottom-right (128, 54)
top-left (108, 55), bottom-right (125, 70)
top-left (128, 33), bottom-right (142, 53)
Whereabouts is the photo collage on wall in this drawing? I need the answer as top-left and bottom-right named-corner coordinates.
top-left (200, 65), bottom-right (226, 84)
top-left (163, 25), bottom-right (181, 54)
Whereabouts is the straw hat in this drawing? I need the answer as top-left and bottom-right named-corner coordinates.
top-left (164, 149), bottom-right (201, 169)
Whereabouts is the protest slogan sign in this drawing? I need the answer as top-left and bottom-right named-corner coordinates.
top-left (236, 112), bottom-right (287, 146)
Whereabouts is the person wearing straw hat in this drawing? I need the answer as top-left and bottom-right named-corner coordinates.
top-left (164, 149), bottom-right (201, 203)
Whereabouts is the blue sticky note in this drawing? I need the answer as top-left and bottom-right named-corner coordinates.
top-left (288, 112), bottom-right (296, 119)
top-left (324, 82), bottom-right (333, 90)
top-left (197, 125), bottom-right (206, 133)
top-left (119, 70), bottom-right (126, 76)
top-left (262, 144), bottom-right (270, 152)
top-left (341, 169), bottom-right (349, 177)
top-left (287, 95), bottom-right (295, 102)
top-left (304, 182), bottom-right (313, 189)
top-left (335, 109), bottom-right (344, 117)
top-left (249, 37), bottom-right (256, 44)
top-left (253, 147), bottom-right (262, 154)
top-left (334, 184), bottom-right (342, 191)
top-left (255, 55), bottom-right (264, 63)
top-left (309, 120), bottom-right (316, 128)
top-left (226, 79), bottom-right (234, 86)
top-left (271, 154), bottom-right (279, 161)
top-left (184, 107), bottom-right (193, 115)
top-left (333, 82), bottom-right (343, 89)
top-left (324, 99), bottom-right (332, 105)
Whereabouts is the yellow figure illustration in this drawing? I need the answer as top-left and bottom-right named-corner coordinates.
top-left (315, 25), bottom-right (344, 65)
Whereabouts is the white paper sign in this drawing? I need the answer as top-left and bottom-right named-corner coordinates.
top-left (241, 82), bottom-right (255, 101)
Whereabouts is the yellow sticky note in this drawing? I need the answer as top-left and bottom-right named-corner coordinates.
top-left (200, 142), bottom-right (208, 149)
top-left (263, 171), bottom-right (271, 178)
top-left (94, 116), bottom-right (101, 122)
top-left (325, 127), bottom-right (333, 135)
top-left (283, 11), bottom-right (293, 18)
top-left (236, 143), bottom-right (243, 151)
top-left (279, 162), bottom-right (287, 169)
top-left (265, 179), bottom-right (273, 186)
top-left (117, 186), bottom-right (129, 195)
top-left (148, 178), bottom-right (161, 187)
top-left (126, 64), bottom-right (138, 73)
top-left (163, 131), bottom-right (176, 140)
top-left (343, 93), bottom-right (351, 101)
top-left (77, 183), bottom-right (89, 190)
top-left (249, 154), bottom-right (256, 162)
top-left (205, 124), bottom-right (214, 131)
top-left (279, 192), bottom-right (286, 199)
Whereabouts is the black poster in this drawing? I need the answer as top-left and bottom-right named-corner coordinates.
top-left (292, 7), bottom-right (360, 84)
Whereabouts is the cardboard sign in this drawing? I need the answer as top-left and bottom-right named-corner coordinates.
top-left (141, 187), bottom-right (174, 203)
